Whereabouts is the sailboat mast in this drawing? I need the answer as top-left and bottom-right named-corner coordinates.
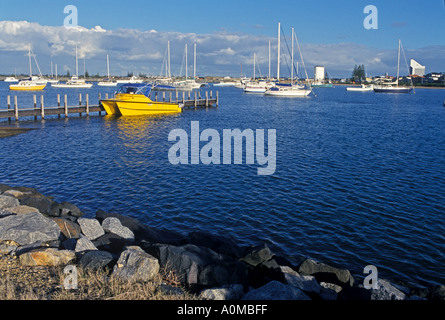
top-left (277, 22), bottom-right (281, 81)
top-left (28, 47), bottom-right (32, 77)
top-left (75, 45), bottom-right (79, 77)
top-left (268, 40), bottom-right (271, 80)
top-left (185, 44), bottom-right (188, 80)
top-left (106, 55), bottom-right (109, 78)
top-left (194, 43), bottom-right (197, 80)
top-left (167, 41), bottom-right (171, 78)
top-left (253, 53), bottom-right (256, 80)
top-left (291, 27), bottom-right (294, 83)
top-left (397, 39), bottom-right (401, 87)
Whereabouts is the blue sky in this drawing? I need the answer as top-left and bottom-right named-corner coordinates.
top-left (0, 0), bottom-right (444, 77)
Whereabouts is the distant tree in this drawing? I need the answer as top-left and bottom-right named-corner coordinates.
top-left (352, 64), bottom-right (366, 83)
top-left (66, 70), bottom-right (71, 78)
top-left (85, 70), bottom-right (89, 78)
top-left (127, 71), bottom-right (133, 77)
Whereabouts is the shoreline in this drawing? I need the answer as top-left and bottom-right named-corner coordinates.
top-left (0, 184), bottom-right (444, 301)
top-left (0, 127), bottom-right (35, 138)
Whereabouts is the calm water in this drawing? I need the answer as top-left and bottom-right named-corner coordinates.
top-left (1, 82), bottom-right (444, 288)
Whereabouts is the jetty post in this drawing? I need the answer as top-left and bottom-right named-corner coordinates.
top-left (7, 96), bottom-right (11, 122)
top-left (40, 95), bottom-right (45, 120)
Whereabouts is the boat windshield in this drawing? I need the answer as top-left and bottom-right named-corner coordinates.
top-left (117, 84), bottom-right (152, 97)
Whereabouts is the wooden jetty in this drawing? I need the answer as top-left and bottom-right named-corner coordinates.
top-left (0, 90), bottom-right (218, 122)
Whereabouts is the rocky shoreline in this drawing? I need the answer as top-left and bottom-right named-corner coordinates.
top-left (0, 183), bottom-right (444, 301)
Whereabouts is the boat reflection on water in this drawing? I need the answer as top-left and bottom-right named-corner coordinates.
top-left (103, 113), bottom-right (180, 163)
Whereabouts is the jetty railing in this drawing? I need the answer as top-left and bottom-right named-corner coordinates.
top-left (0, 90), bottom-right (218, 122)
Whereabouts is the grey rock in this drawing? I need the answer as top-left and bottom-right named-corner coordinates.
top-left (79, 250), bottom-right (113, 270)
top-left (96, 210), bottom-right (186, 245)
top-left (78, 218), bottom-right (105, 240)
top-left (102, 217), bottom-right (135, 240)
top-left (50, 202), bottom-right (83, 218)
top-left (370, 279), bottom-right (407, 300)
top-left (320, 282), bottom-right (342, 300)
top-left (298, 258), bottom-right (354, 287)
top-left (0, 209), bottom-right (14, 218)
top-left (240, 243), bottom-right (274, 267)
top-left (144, 243), bottom-right (248, 289)
top-left (284, 272), bottom-right (321, 294)
top-left (0, 243), bottom-right (17, 255)
top-left (188, 231), bottom-right (244, 258)
top-left (0, 195), bottom-right (20, 210)
top-left (92, 233), bottom-right (130, 253)
top-left (75, 235), bottom-right (98, 252)
top-left (200, 284), bottom-right (245, 300)
top-left (0, 212), bottom-right (60, 246)
top-left (242, 281), bottom-right (311, 300)
top-left (157, 284), bottom-right (184, 296)
top-left (19, 195), bottom-right (54, 215)
top-left (112, 247), bottom-right (159, 282)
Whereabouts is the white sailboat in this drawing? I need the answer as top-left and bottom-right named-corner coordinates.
top-left (52, 45), bottom-right (93, 88)
top-left (47, 62), bottom-right (59, 84)
top-left (174, 43), bottom-right (203, 90)
top-left (244, 52), bottom-right (274, 93)
top-left (265, 24), bottom-right (312, 97)
top-left (346, 84), bottom-right (375, 92)
top-left (9, 47), bottom-right (47, 91)
top-left (98, 54), bottom-right (118, 87)
top-left (374, 39), bottom-right (414, 94)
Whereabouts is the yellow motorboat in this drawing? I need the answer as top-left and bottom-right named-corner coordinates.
top-left (100, 84), bottom-right (183, 116)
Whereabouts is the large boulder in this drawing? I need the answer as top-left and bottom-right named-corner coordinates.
top-left (298, 258), bottom-right (354, 287)
top-left (0, 212), bottom-right (61, 246)
top-left (241, 280), bottom-right (311, 300)
top-left (96, 211), bottom-right (186, 245)
top-left (49, 202), bottom-right (83, 218)
top-left (19, 248), bottom-right (75, 267)
top-left (369, 279), bottom-right (406, 300)
top-left (78, 250), bottom-right (114, 270)
top-left (51, 217), bottom-right (81, 239)
top-left (77, 218), bottom-right (105, 241)
top-left (19, 194), bottom-right (54, 215)
top-left (102, 217), bottom-right (135, 240)
top-left (112, 247), bottom-right (159, 282)
top-left (187, 231), bottom-right (244, 258)
top-left (144, 243), bottom-right (248, 290)
top-left (0, 195), bottom-right (20, 210)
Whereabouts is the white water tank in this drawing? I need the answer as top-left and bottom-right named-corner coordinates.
top-left (314, 66), bottom-right (325, 81)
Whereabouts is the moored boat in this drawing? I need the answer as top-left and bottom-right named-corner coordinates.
top-left (346, 84), bottom-right (375, 92)
top-left (100, 84), bottom-right (183, 116)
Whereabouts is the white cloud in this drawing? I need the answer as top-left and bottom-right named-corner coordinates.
top-left (0, 20), bottom-right (443, 77)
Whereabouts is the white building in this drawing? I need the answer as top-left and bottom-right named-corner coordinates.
top-left (410, 59), bottom-right (425, 77)
top-left (314, 66), bottom-right (325, 81)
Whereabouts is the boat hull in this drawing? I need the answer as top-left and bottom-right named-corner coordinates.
top-left (101, 93), bottom-right (182, 116)
top-left (51, 83), bottom-right (93, 88)
top-left (100, 100), bottom-right (121, 115)
top-left (116, 101), bottom-right (182, 116)
top-left (9, 84), bottom-right (46, 91)
top-left (265, 88), bottom-right (311, 97)
top-left (373, 87), bottom-right (413, 93)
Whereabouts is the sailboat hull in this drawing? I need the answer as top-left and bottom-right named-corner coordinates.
top-left (9, 84), bottom-right (46, 91)
top-left (374, 87), bottom-right (413, 93)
